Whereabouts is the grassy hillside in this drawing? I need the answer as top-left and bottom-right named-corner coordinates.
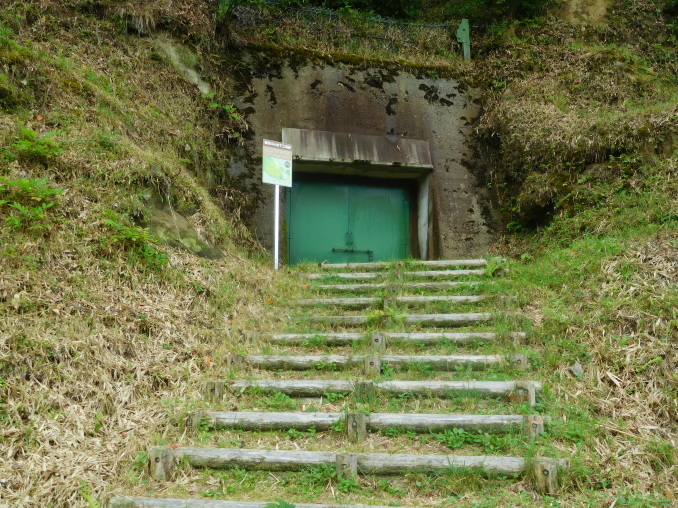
top-left (0, 2), bottom-right (284, 505)
top-left (0, 0), bottom-right (675, 507)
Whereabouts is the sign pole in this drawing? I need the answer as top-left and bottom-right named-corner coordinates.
top-left (261, 138), bottom-right (292, 271)
top-left (274, 184), bottom-right (280, 270)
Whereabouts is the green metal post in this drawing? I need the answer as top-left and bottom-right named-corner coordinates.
top-left (456, 18), bottom-right (471, 61)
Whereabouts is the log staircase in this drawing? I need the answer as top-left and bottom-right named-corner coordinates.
top-left (110, 259), bottom-right (564, 507)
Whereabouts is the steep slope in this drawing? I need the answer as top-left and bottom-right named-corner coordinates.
top-left (0, 3), bottom-right (281, 505)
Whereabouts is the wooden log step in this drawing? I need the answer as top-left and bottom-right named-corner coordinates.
top-left (147, 447), bottom-right (563, 491)
top-left (315, 281), bottom-right (484, 292)
top-left (244, 354), bottom-right (363, 369)
top-left (294, 312), bottom-right (493, 327)
top-left (321, 259), bottom-right (491, 270)
top-left (241, 354), bottom-right (527, 371)
top-left (294, 297), bottom-right (381, 307)
top-left (292, 295), bottom-right (489, 308)
top-left (397, 295), bottom-right (487, 305)
top-left (187, 411), bottom-right (547, 434)
top-left (153, 446), bottom-right (535, 476)
top-left (306, 269), bottom-right (484, 280)
top-left (231, 380), bottom-right (354, 397)
top-left (306, 272), bottom-right (379, 280)
top-left (226, 380), bottom-right (541, 402)
top-left (385, 331), bottom-right (526, 343)
top-left (381, 354), bottom-right (527, 370)
top-left (377, 380), bottom-right (541, 399)
top-left (293, 315), bottom-right (369, 325)
top-left (268, 332), bottom-right (364, 345)
top-left (109, 498), bottom-right (428, 508)
top-left (188, 411), bottom-right (342, 430)
top-left (405, 269), bottom-right (486, 278)
top-left (403, 312), bottom-right (493, 325)
top-left (266, 331), bottom-right (526, 345)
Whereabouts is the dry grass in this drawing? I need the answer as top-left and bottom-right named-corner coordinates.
top-left (0, 2), bottom-right (286, 505)
top-left (229, 4), bottom-right (465, 68)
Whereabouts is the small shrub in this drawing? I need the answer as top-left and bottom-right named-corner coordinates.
top-left (101, 210), bottom-right (168, 270)
top-left (0, 177), bottom-right (62, 234)
top-left (13, 127), bottom-right (64, 162)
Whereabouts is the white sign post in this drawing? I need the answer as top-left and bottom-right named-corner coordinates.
top-left (262, 139), bottom-right (293, 270)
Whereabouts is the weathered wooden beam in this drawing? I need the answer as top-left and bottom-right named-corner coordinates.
top-left (292, 295), bottom-right (500, 308)
top-left (321, 259), bottom-right (493, 270)
top-left (401, 281), bottom-right (485, 290)
top-left (385, 331), bottom-right (526, 343)
top-left (396, 295), bottom-right (487, 305)
top-left (187, 411), bottom-right (342, 431)
top-left (381, 354), bottom-right (527, 370)
top-left (404, 269), bottom-right (486, 278)
top-left (265, 331), bottom-right (526, 345)
top-left (368, 413), bottom-right (537, 433)
top-left (162, 446), bottom-right (531, 476)
top-left (244, 355), bottom-right (363, 370)
top-left (358, 453), bottom-right (524, 475)
top-left (227, 380), bottom-right (541, 404)
top-left (294, 297), bottom-right (380, 308)
top-left (295, 312), bottom-right (493, 327)
top-left (294, 315), bottom-right (369, 326)
top-left (173, 447), bottom-right (335, 471)
top-left (306, 269), bottom-right (486, 280)
top-left (315, 281), bottom-right (484, 292)
top-left (403, 312), bottom-right (493, 326)
top-left (316, 282), bottom-right (390, 291)
top-left (242, 354), bottom-right (527, 371)
top-left (378, 380), bottom-right (542, 403)
top-left (306, 272), bottom-right (379, 280)
top-left (187, 411), bottom-right (550, 435)
top-left (268, 332), bottom-right (365, 345)
top-left (230, 380), bottom-right (353, 397)
top-left (108, 498), bottom-right (428, 508)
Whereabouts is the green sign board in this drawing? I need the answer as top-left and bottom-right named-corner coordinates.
top-left (262, 139), bottom-right (293, 187)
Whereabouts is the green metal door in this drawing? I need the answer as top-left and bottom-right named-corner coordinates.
top-left (349, 185), bottom-right (409, 263)
top-left (288, 181), bottom-right (409, 265)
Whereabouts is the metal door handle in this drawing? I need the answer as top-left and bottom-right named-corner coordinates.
top-left (333, 248), bottom-right (373, 261)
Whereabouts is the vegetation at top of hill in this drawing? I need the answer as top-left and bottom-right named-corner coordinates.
top-left (220, 0), bottom-right (553, 21)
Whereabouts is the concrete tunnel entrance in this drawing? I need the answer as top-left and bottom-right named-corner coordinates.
top-left (233, 57), bottom-right (493, 259)
top-left (282, 128), bottom-right (433, 265)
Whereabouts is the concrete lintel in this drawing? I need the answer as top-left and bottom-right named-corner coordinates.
top-left (283, 128), bottom-right (433, 169)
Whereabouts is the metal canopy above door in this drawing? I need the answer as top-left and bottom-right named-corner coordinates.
top-left (288, 182), bottom-right (410, 265)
